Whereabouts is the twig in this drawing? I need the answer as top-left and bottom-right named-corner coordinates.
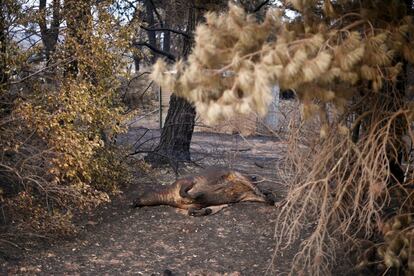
top-left (133, 128), bottom-right (150, 148)
top-left (139, 80), bottom-right (154, 102)
top-left (254, 162), bottom-right (265, 168)
top-left (10, 58), bottom-right (75, 85)
top-left (140, 25), bottom-right (190, 38)
top-left (126, 71), bottom-right (151, 87)
top-left (253, 0), bottom-right (270, 13)
top-left (0, 239), bottom-right (22, 249)
top-left (133, 42), bottom-right (176, 61)
top-left (229, 147), bottom-right (251, 152)
top-left (126, 109), bottom-right (159, 126)
top-left (147, 0), bottom-right (164, 27)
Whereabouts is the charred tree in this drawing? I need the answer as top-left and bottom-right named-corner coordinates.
top-left (163, 21), bottom-right (171, 54)
top-left (144, 0), bottom-right (157, 63)
top-left (387, 0), bottom-right (413, 184)
top-left (145, 3), bottom-right (198, 167)
top-left (38, 0), bottom-right (60, 62)
top-left (132, 0), bottom-right (161, 74)
top-left (146, 94), bottom-right (196, 165)
top-left (0, 0), bottom-right (7, 87)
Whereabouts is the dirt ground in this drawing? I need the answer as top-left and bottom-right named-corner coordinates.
top-left (2, 129), bottom-right (300, 275)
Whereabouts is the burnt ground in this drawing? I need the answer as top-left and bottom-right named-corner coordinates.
top-left (2, 129), bottom-right (300, 275)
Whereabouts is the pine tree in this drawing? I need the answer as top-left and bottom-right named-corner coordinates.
top-left (151, 1), bottom-right (414, 274)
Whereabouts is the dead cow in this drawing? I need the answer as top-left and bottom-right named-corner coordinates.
top-left (132, 167), bottom-right (276, 216)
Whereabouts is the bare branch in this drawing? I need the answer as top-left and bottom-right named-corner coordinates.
top-left (253, 0), bottom-right (270, 13)
top-left (133, 42), bottom-right (176, 61)
top-left (140, 25), bottom-right (189, 38)
top-left (10, 58), bottom-right (76, 84)
top-left (146, 0), bottom-right (164, 27)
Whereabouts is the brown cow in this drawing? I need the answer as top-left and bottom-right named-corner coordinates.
top-left (132, 167), bottom-right (276, 216)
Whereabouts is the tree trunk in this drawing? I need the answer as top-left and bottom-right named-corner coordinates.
top-left (387, 0), bottom-right (413, 184)
top-left (163, 18), bottom-right (171, 53)
top-left (144, 0), bottom-right (157, 63)
top-left (38, 0), bottom-right (60, 62)
top-left (145, 2), bottom-right (198, 167)
top-left (133, 54), bottom-right (140, 72)
top-left (146, 95), bottom-right (196, 165)
top-left (0, 0), bottom-right (7, 86)
top-left (64, 0), bottom-right (92, 78)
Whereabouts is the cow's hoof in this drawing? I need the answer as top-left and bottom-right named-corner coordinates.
top-left (264, 192), bottom-right (276, 205)
top-left (188, 208), bottom-right (212, 216)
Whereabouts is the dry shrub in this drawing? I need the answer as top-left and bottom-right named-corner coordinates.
top-left (271, 91), bottom-right (414, 275)
top-left (0, 83), bottom-right (132, 235)
top-left (0, 0), bottom-right (137, 238)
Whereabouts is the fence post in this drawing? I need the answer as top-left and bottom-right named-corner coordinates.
top-left (159, 87), bottom-right (163, 129)
top-left (263, 84), bottom-right (280, 131)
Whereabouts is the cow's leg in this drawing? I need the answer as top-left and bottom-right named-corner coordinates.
top-left (179, 180), bottom-right (196, 198)
top-left (188, 207), bottom-right (211, 216)
top-left (188, 204), bottom-right (229, 216)
top-left (206, 204), bottom-right (229, 215)
top-left (242, 191), bottom-right (276, 205)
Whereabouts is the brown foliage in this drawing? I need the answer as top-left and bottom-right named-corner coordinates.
top-left (0, 0), bottom-right (135, 237)
top-left (273, 91), bottom-right (414, 274)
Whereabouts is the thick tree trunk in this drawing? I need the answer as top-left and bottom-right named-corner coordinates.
top-left (145, 2), bottom-right (198, 167)
top-left (146, 95), bottom-right (196, 165)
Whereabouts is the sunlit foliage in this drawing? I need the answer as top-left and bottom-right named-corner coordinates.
top-left (1, 0), bottom-right (135, 235)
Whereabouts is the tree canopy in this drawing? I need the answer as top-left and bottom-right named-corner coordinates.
top-left (152, 0), bottom-right (414, 274)
top-left (153, 1), bottom-right (413, 129)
